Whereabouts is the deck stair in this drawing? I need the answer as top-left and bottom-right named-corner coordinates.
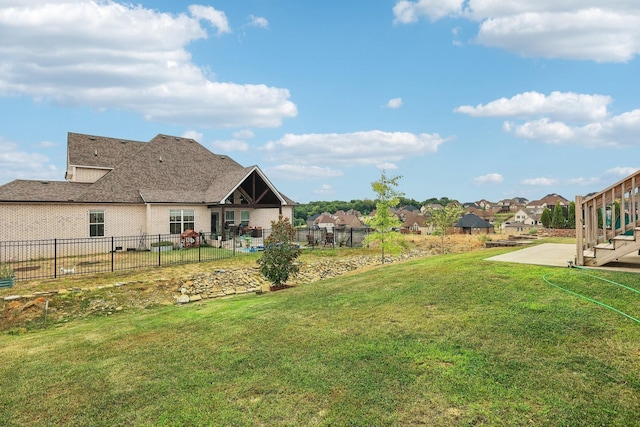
top-left (576, 170), bottom-right (640, 267)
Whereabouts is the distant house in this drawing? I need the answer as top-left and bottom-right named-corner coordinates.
top-left (421, 203), bottom-right (443, 213)
top-left (527, 193), bottom-right (569, 209)
top-left (496, 197), bottom-right (528, 213)
top-left (399, 211), bottom-right (432, 234)
top-left (512, 208), bottom-right (543, 226)
top-left (466, 206), bottom-right (497, 223)
top-left (313, 211), bottom-right (364, 230)
top-left (314, 213), bottom-right (338, 231)
top-left (0, 132), bottom-right (294, 243)
top-left (454, 213), bottom-right (494, 235)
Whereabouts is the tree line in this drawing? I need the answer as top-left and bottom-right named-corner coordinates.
top-left (293, 196), bottom-right (457, 225)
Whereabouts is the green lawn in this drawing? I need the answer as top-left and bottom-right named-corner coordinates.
top-left (1, 248), bottom-right (639, 426)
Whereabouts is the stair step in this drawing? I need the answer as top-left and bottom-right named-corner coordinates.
top-left (594, 242), bottom-right (614, 250)
top-left (613, 235), bottom-right (635, 241)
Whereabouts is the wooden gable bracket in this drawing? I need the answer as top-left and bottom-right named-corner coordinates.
top-left (237, 187), bottom-right (253, 204)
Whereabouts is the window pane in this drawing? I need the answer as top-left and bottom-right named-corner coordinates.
top-left (170, 223), bottom-right (181, 234)
top-left (183, 210), bottom-right (194, 221)
top-left (225, 210), bottom-right (235, 223)
top-left (241, 210), bottom-right (250, 221)
top-left (170, 210), bottom-right (181, 222)
top-left (184, 222), bottom-right (195, 231)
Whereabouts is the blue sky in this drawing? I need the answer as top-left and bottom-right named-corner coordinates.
top-left (2, 1), bottom-right (640, 204)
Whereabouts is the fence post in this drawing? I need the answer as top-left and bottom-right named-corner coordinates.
top-left (54, 238), bottom-right (57, 279)
top-left (350, 228), bottom-right (354, 247)
top-left (111, 236), bottom-right (115, 272)
top-left (158, 234), bottom-right (162, 267)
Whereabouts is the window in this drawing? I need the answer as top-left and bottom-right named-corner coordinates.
top-left (225, 210), bottom-right (235, 226)
top-left (89, 210), bottom-right (104, 237)
top-left (240, 210), bottom-right (250, 227)
top-left (170, 209), bottom-right (195, 234)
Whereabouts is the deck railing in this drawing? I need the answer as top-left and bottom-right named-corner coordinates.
top-left (576, 170), bottom-right (640, 265)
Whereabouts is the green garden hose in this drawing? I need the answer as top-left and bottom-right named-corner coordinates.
top-left (542, 268), bottom-right (640, 324)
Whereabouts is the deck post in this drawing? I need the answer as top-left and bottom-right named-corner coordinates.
top-left (575, 196), bottom-right (584, 266)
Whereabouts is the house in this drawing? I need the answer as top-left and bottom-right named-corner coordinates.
top-left (313, 213), bottom-right (338, 231)
top-left (512, 208), bottom-right (543, 226)
top-left (399, 211), bottom-right (432, 234)
top-left (527, 193), bottom-right (569, 209)
top-left (465, 205), bottom-right (498, 222)
top-left (496, 197), bottom-right (528, 213)
top-left (313, 211), bottom-right (364, 230)
top-left (0, 132), bottom-right (295, 244)
top-left (454, 213), bottom-right (494, 235)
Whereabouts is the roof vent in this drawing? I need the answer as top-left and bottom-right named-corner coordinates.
top-left (89, 137), bottom-right (96, 141)
top-left (159, 156), bottom-right (163, 163)
top-left (41, 181), bottom-right (49, 184)
top-left (94, 150), bottom-right (98, 156)
top-left (120, 140), bottom-right (127, 144)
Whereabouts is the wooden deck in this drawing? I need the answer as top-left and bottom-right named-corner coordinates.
top-left (576, 170), bottom-right (640, 267)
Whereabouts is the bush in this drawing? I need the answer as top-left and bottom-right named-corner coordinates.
top-left (257, 216), bottom-right (301, 288)
top-left (0, 263), bottom-right (14, 279)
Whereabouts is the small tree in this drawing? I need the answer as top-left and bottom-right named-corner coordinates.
top-left (551, 201), bottom-right (565, 229)
top-left (541, 208), bottom-right (552, 228)
top-left (257, 215), bottom-right (301, 288)
top-left (364, 171), bottom-right (404, 264)
top-left (567, 201), bottom-right (576, 229)
top-left (427, 203), bottom-right (464, 253)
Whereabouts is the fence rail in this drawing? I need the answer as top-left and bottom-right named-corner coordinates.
top-left (0, 228), bottom-right (369, 282)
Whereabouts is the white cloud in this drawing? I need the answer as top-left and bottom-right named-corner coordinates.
top-left (313, 184), bottom-right (336, 196)
top-left (521, 177), bottom-right (557, 186)
top-left (182, 130), bottom-right (204, 142)
top-left (188, 5), bottom-right (231, 35)
top-left (265, 164), bottom-right (344, 180)
top-left (507, 111), bottom-right (640, 147)
top-left (393, 0), bottom-right (462, 23)
top-left (211, 139), bottom-right (249, 152)
top-left (247, 15), bottom-right (269, 29)
top-left (606, 166), bottom-right (639, 177)
top-left (393, 2), bottom-right (640, 62)
top-left (386, 97), bottom-right (403, 109)
top-left (456, 91), bottom-right (611, 122)
top-left (0, 137), bottom-right (59, 184)
top-left (473, 173), bottom-right (503, 184)
top-left (377, 162), bottom-right (398, 170)
top-left (37, 140), bottom-right (56, 148)
top-left (458, 91), bottom-right (640, 148)
top-left (0, 1), bottom-right (297, 128)
top-left (567, 177), bottom-right (601, 186)
top-left (232, 129), bottom-right (255, 139)
top-left (261, 130), bottom-right (447, 167)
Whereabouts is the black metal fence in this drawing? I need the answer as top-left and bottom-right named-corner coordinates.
top-left (0, 227), bottom-right (369, 282)
top-left (295, 227), bottom-right (369, 248)
top-left (0, 232), bottom-right (258, 282)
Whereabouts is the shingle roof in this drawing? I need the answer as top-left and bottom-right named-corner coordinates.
top-left (0, 133), bottom-right (294, 205)
top-left (455, 213), bottom-right (493, 228)
top-left (67, 132), bottom-right (146, 169)
top-left (0, 180), bottom-right (91, 202)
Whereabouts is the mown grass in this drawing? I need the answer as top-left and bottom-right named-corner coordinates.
top-left (1, 247), bottom-right (639, 426)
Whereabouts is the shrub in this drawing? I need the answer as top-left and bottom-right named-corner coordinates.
top-left (258, 216), bottom-right (301, 288)
top-left (0, 263), bottom-right (14, 279)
